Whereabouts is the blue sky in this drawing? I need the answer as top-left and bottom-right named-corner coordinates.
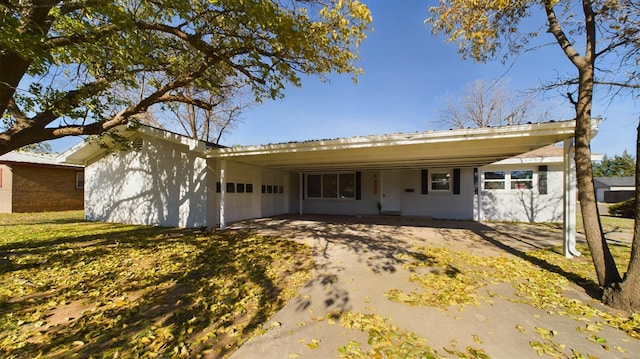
top-left (51, 0), bottom-right (637, 156)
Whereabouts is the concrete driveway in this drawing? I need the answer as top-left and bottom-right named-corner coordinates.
top-left (227, 215), bottom-right (638, 359)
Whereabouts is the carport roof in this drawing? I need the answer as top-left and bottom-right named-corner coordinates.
top-left (208, 120), bottom-right (578, 171)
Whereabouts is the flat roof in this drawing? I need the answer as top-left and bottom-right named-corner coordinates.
top-left (209, 121), bottom-right (578, 171)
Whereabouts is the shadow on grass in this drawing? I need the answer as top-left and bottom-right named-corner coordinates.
top-left (472, 226), bottom-right (603, 299)
top-left (0, 217), bottom-right (312, 358)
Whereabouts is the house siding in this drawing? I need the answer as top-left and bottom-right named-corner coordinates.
top-left (300, 168), bottom-right (475, 220)
top-left (85, 134), bottom-right (210, 227)
top-left (8, 165), bottom-right (83, 213)
top-left (478, 164), bottom-right (564, 223)
top-left (301, 170), bottom-right (380, 216)
top-left (402, 168), bottom-right (475, 220)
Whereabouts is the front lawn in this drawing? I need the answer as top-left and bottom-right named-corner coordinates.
top-left (0, 211), bottom-right (312, 358)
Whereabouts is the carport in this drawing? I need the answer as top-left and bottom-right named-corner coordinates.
top-left (209, 120), bottom-right (586, 258)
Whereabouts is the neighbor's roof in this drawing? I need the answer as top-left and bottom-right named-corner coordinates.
top-left (0, 151), bottom-right (83, 168)
top-left (209, 120), bottom-right (581, 171)
top-left (593, 176), bottom-right (635, 188)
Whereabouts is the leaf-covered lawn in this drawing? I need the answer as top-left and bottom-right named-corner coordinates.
top-left (0, 211), bottom-right (312, 358)
top-left (379, 240), bottom-right (640, 358)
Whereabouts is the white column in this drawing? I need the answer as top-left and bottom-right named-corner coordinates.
top-left (219, 159), bottom-right (226, 230)
top-left (477, 167), bottom-right (483, 222)
top-left (299, 172), bottom-right (304, 215)
top-left (563, 139), bottom-right (580, 258)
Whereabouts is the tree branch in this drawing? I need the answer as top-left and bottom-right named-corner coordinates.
top-left (156, 94), bottom-right (223, 110)
top-left (543, 1), bottom-right (587, 69)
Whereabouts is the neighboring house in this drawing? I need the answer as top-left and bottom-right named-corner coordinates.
top-left (594, 177), bottom-right (635, 203)
top-left (0, 151), bottom-right (84, 213)
top-left (60, 120), bottom-right (581, 230)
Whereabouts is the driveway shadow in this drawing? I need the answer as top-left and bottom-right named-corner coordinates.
top-left (230, 214), bottom-right (603, 307)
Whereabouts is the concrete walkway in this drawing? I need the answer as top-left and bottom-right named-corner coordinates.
top-left (228, 215), bottom-right (638, 359)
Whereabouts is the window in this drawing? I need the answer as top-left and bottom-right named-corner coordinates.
top-left (511, 170), bottom-right (533, 190)
top-left (339, 174), bottom-right (355, 198)
top-left (76, 172), bottom-right (84, 189)
top-left (246, 184), bottom-right (253, 193)
top-left (307, 172), bottom-right (355, 199)
top-left (236, 183), bottom-right (245, 193)
top-left (484, 171), bottom-right (506, 190)
top-left (307, 175), bottom-right (322, 197)
top-left (483, 170), bottom-right (535, 191)
top-left (430, 172), bottom-right (451, 191)
top-left (226, 182), bottom-right (235, 193)
top-left (322, 174), bottom-right (338, 198)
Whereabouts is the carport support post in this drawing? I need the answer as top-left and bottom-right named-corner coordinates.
top-left (219, 159), bottom-right (226, 230)
top-left (563, 138), bottom-right (579, 258)
top-left (477, 167), bottom-right (483, 222)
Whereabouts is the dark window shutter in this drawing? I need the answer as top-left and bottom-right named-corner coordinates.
top-left (539, 166), bottom-right (548, 195)
top-left (355, 172), bottom-right (362, 200)
top-left (473, 168), bottom-right (478, 194)
top-left (421, 170), bottom-right (429, 194)
top-left (453, 168), bottom-right (461, 195)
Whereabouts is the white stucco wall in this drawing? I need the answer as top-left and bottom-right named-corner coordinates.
top-left (301, 170), bottom-right (379, 216)
top-left (301, 168), bottom-right (474, 219)
top-left (85, 135), bottom-right (210, 227)
top-left (402, 168), bottom-right (475, 220)
top-left (477, 164), bottom-right (564, 223)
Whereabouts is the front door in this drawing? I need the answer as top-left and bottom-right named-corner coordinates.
top-left (382, 171), bottom-right (402, 214)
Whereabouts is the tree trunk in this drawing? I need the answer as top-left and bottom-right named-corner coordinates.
top-left (602, 121), bottom-right (640, 312)
top-left (574, 67), bottom-right (622, 288)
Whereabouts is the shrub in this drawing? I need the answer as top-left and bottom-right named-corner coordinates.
top-left (609, 198), bottom-right (636, 218)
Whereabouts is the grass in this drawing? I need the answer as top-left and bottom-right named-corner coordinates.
top-left (375, 233), bottom-right (640, 358)
top-left (0, 211), bottom-right (313, 358)
top-left (577, 208), bottom-right (635, 236)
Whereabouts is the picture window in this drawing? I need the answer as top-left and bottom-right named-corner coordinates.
top-left (307, 172), bottom-right (355, 199)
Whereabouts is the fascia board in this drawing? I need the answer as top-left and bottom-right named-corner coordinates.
top-left (208, 120), bottom-right (577, 158)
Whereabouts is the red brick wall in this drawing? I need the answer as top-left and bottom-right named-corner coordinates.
top-left (12, 165), bottom-right (84, 212)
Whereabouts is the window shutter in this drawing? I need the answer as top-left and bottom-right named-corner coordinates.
top-left (355, 172), bottom-right (362, 200)
top-left (538, 166), bottom-right (548, 195)
top-left (421, 170), bottom-right (428, 194)
top-left (302, 174), bottom-right (305, 199)
top-left (453, 168), bottom-right (461, 195)
top-left (473, 168), bottom-right (478, 194)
